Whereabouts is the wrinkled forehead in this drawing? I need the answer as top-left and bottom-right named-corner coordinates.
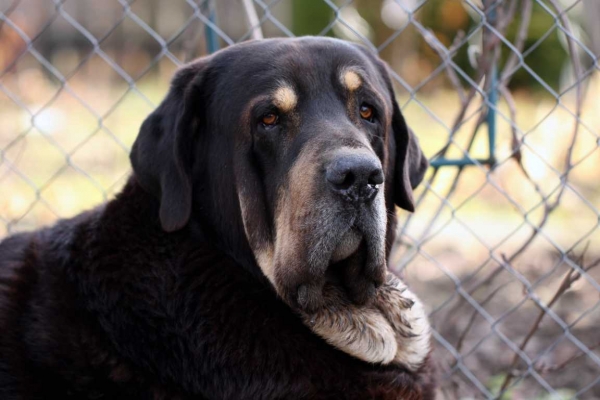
top-left (212, 38), bottom-right (388, 107)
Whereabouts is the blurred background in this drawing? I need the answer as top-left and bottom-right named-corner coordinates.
top-left (0, 0), bottom-right (599, 398)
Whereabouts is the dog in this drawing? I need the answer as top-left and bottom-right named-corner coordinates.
top-left (0, 37), bottom-right (435, 399)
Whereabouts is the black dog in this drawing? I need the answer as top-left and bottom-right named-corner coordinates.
top-left (0, 37), bottom-right (434, 399)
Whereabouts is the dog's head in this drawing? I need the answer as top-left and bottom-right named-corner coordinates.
top-left (131, 37), bottom-right (427, 312)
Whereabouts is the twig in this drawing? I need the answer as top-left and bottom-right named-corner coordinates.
top-left (496, 251), bottom-right (599, 395)
top-left (501, 0), bottom-right (585, 266)
top-left (411, 0), bottom-right (514, 325)
top-left (451, 0), bottom-right (587, 306)
top-left (398, 22), bottom-right (491, 239)
top-left (416, 111), bottom-right (487, 243)
top-left (500, 0), bottom-right (533, 84)
top-left (241, 0), bottom-right (264, 40)
top-left (0, 0), bottom-right (20, 33)
top-left (547, 0), bottom-right (583, 178)
top-left (499, 85), bottom-right (522, 164)
top-left (455, 281), bottom-right (511, 353)
top-left (421, 29), bottom-right (467, 105)
top-left (538, 340), bottom-right (600, 374)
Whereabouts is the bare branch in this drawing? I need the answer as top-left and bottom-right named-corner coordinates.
top-left (501, 0), bottom-right (533, 84)
top-left (499, 85), bottom-right (522, 164)
top-left (496, 251), bottom-right (599, 395)
top-left (538, 340), bottom-right (600, 374)
top-left (421, 29), bottom-right (467, 105)
top-left (455, 281), bottom-right (511, 353)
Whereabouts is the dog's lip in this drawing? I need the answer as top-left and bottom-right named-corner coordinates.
top-left (329, 226), bottom-right (362, 263)
top-left (323, 238), bottom-right (367, 292)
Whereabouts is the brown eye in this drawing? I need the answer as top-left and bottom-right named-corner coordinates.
top-left (262, 113), bottom-right (278, 126)
top-left (359, 104), bottom-right (374, 121)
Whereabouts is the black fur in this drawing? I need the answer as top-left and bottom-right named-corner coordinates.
top-left (0, 37), bottom-right (434, 399)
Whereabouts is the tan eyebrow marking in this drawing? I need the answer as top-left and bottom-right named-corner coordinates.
top-left (341, 69), bottom-right (362, 91)
top-left (273, 85), bottom-right (297, 112)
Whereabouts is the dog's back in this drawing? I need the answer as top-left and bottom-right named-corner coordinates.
top-left (0, 215), bottom-right (117, 399)
top-left (0, 232), bottom-right (37, 396)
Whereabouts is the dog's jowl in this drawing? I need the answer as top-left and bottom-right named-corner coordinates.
top-left (0, 37), bottom-right (435, 400)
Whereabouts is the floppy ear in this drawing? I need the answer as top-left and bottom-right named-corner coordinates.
top-left (389, 95), bottom-right (429, 212)
top-left (130, 60), bottom-right (208, 232)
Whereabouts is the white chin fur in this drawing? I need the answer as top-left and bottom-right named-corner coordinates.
top-left (301, 272), bottom-right (431, 371)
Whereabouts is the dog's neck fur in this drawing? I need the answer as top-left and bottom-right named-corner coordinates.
top-left (112, 176), bottom-right (267, 281)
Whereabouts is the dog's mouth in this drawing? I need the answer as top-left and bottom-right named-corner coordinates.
top-left (273, 196), bottom-right (388, 313)
top-left (330, 226), bottom-right (362, 263)
top-left (325, 245), bottom-right (364, 286)
top-left (323, 226), bottom-right (373, 301)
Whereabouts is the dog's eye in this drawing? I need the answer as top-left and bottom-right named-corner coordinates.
top-left (359, 104), bottom-right (374, 122)
top-left (261, 113), bottom-right (279, 127)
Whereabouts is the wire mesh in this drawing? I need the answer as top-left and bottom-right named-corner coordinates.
top-left (0, 0), bottom-right (599, 398)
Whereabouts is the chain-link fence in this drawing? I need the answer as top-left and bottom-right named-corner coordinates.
top-left (1, 0), bottom-right (599, 398)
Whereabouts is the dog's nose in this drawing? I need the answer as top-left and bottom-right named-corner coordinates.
top-left (326, 153), bottom-right (384, 203)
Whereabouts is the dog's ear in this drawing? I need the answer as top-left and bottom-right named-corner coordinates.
top-left (130, 60), bottom-right (209, 232)
top-left (389, 94), bottom-right (428, 212)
